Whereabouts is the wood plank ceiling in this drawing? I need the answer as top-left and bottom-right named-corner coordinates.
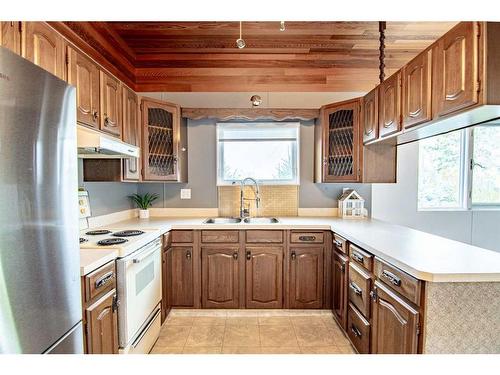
top-left (61, 21), bottom-right (457, 92)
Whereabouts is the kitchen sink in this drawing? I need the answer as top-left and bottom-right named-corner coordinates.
top-left (243, 217), bottom-right (279, 224)
top-left (203, 217), bottom-right (242, 224)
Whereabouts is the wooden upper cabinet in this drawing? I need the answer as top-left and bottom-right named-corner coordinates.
top-left (67, 46), bottom-right (100, 129)
top-left (318, 99), bottom-right (361, 183)
top-left (141, 98), bottom-right (184, 181)
top-left (85, 289), bottom-right (119, 354)
top-left (433, 22), bottom-right (480, 118)
top-left (22, 22), bottom-right (65, 80)
top-left (332, 249), bottom-right (349, 329)
top-left (100, 71), bottom-right (122, 138)
top-left (1, 22), bottom-right (21, 54)
top-left (362, 87), bottom-right (379, 143)
top-left (371, 281), bottom-right (420, 354)
top-left (289, 247), bottom-right (324, 309)
top-left (402, 49), bottom-right (432, 129)
top-left (378, 71), bottom-right (402, 138)
top-left (245, 247), bottom-right (283, 309)
top-left (122, 86), bottom-right (141, 180)
top-left (201, 247), bottom-right (240, 309)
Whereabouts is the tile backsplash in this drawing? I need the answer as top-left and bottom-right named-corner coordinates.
top-left (218, 185), bottom-right (298, 217)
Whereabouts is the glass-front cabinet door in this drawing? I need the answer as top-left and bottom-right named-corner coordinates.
top-left (321, 99), bottom-right (361, 182)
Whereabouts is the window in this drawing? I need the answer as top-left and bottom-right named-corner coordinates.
top-left (217, 122), bottom-right (300, 185)
top-left (418, 125), bottom-right (500, 210)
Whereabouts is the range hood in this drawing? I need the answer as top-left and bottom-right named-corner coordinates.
top-left (77, 125), bottom-right (140, 159)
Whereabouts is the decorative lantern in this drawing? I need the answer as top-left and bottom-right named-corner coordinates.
top-left (338, 189), bottom-right (366, 219)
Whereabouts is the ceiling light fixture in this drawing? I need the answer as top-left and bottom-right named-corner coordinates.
top-left (379, 21), bottom-right (386, 83)
top-left (236, 21), bottom-right (246, 49)
top-left (250, 95), bottom-right (262, 107)
top-left (280, 21), bottom-right (286, 32)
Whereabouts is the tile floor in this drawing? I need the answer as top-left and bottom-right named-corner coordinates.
top-left (150, 309), bottom-right (356, 354)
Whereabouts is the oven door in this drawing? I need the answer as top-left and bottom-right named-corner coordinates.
top-left (117, 238), bottom-right (162, 348)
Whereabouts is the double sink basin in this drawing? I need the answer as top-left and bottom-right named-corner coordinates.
top-left (203, 217), bottom-right (279, 224)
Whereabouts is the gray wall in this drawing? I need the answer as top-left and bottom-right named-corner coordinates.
top-left (372, 142), bottom-right (500, 252)
top-left (139, 119), bottom-right (372, 212)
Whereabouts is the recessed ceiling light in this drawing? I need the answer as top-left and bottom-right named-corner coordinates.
top-left (280, 21), bottom-right (286, 32)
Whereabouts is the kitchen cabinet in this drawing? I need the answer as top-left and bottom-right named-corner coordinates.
top-left (122, 85), bottom-right (141, 180)
top-left (316, 99), bottom-right (361, 182)
top-left (288, 247), bottom-right (324, 309)
top-left (67, 46), bottom-right (100, 129)
top-left (402, 49), bottom-right (432, 129)
top-left (170, 246), bottom-right (198, 308)
top-left (141, 98), bottom-right (188, 182)
top-left (1, 22), bottom-right (21, 54)
top-left (362, 87), bottom-right (379, 143)
top-left (22, 22), bottom-right (65, 80)
top-left (347, 303), bottom-right (370, 354)
top-left (100, 70), bottom-right (122, 138)
top-left (371, 280), bottom-right (420, 354)
top-left (378, 71), bottom-right (402, 138)
top-left (433, 22), bottom-right (480, 118)
top-left (245, 246), bottom-right (283, 309)
top-left (201, 247), bottom-right (240, 309)
top-left (332, 248), bottom-right (349, 329)
top-left (85, 289), bottom-right (119, 354)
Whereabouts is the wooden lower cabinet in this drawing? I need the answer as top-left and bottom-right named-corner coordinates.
top-left (347, 303), bottom-right (370, 354)
top-left (371, 281), bottom-right (420, 354)
top-left (289, 247), bottom-right (324, 309)
top-left (332, 249), bottom-right (349, 329)
top-left (85, 289), bottom-right (119, 354)
top-left (245, 246), bottom-right (283, 309)
top-left (170, 246), bottom-right (198, 308)
top-left (201, 247), bottom-right (240, 308)
top-left (161, 246), bottom-right (172, 323)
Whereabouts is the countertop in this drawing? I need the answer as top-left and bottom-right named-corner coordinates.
top-left (80, 248), bottom-right (119, 276)
top-left (101, 216), bottom-right (500, 283)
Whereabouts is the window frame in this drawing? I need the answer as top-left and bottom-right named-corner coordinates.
top-left (216, 122), bottom-right (300, 186)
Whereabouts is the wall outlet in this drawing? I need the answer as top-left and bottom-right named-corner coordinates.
top-left (180, 189), bottom-right (191, 200)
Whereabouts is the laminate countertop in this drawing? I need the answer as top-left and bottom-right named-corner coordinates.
top-left (80, 248), bottom-right (119, 276)
top-left (84, 216), bottom-right (500, 283)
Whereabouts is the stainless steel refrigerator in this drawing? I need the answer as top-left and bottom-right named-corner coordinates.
top-left (0, 47), bottom-right (83, 354)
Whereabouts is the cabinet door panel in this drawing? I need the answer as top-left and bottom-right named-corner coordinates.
top-left (379, 71), bottom-right (402, 138)
top-left (122, 86), bottom-right (140, 180)
top-left (402, 49), bottom-right (432, 128)
top-left (332, 249), bottom-right (349, 329)
top-left (1, 22), bottom-right (21, 54)
top-left (67, 46), bottom-right (100, 129)
top-left (100, 71), bottom-right (122, 137)
top-left (433, 22), bottom-right (479, 118)
top-left (201, 247), bottom-right (239, 309)
top-left (171, 246), bottom-right (195, 307)
top-left (289, 247), bottom-right (324, 309)
top-left (363, 87), bottom-right (378, 143)
top-left (245, 247), bottom-right (283, 309)
top-left (85, 290), bottom-right (118, 354)
top-left (22, 22), bottom-right (64, 79)
top-left (371, 281), bottom-right (419, 354)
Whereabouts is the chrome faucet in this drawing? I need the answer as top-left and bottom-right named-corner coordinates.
top-left (239, 177), bottom-right (260, 218)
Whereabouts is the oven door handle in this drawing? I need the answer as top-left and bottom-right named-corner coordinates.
top-left (132, 246), bottom-right (159, 264)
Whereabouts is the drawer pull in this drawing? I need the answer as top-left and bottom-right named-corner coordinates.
top-left (350, 325), bottom-right (362, 338)
top-left (382, 270), bottom-right (401, 286)
top-left (352, 252), bottom-right (364, 264)
top-left (341, 263), bottom-right (346, 273)
top-left (233, 252), bottom-right (238, 260)
top-left (349, 282), bottom-right (363, 296)
top-left (186, 250), bottom-right (192, 260)
top-left (246, 251), bottom-right (251, 260)
top-left (95, 271), bottom-right (114, 289)
top-left (291, 251), bottom-right (296, 260)
top-left (299, 235), bottom-right (316, 241)
top-left (334, 240), bottom-right (343, 248)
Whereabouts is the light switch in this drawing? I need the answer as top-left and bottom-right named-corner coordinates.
top-left (180, 189), bottom-right (191, 200)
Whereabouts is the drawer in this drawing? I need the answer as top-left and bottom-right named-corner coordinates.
top-left (349, 244), bottom-right (373, 272)
top-left (84, 261), bottom-right (116, 303)
top-left (171, 230), bottom-right (193, 243)
top-left (332, 233), bottom-right (347, 254)
top-left (246, 230), bottom-right (283, 243)
top-left (348, 263), bottom-right (372, 318)
top-left (201, 230), bottom-right (239, 243)
top-left (290, 231), bottom-right (324, 244)
top-left (163, 232), bottom-right (171, 249)
top-left (374, 258), bottom-right (422, 305)
top-left (347, 303), bottom-right (370, 354)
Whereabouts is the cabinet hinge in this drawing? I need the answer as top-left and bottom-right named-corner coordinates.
top-left (416, 323), bottom-right (421, 336)
top-left (477, 79), bottom-right (481, 93)
top-left (18, 22), bottom-right (22, 33)
top-left (65, 52), bottom-right (69, 66)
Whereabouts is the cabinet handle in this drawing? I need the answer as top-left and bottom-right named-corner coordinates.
top-left (334, 240), bottom-right (343, 249)
top-left (370, 287), bottom-right (378, 302)
top-left (349, 282), bottom-right (363, 296)
top-left (94, 271), bottom-right (114, 289)
top-left (233, 252), bottom-right (238, 260)
top-left (92, 110), bottom-right (98, 121)
top-left (112, 294), bottom-right (120, 312)
top-left (350, 325), bottom-right (362, 338)
top-left (291, 251), bottom-right (296, 260)
top-left (341, 263), bottom-right (346, 273)
top-left (246, 251), bottom-right (251, 260)
top-left (173, 156), bottom-right (178, 163)
top-left (186, 250), bottom-right (191, 260)
top-left (381, 270), bottom-right (401, 287)
top-left (352, 252), bottom-right (364, 264)
top-left (299, 235), bottom-right (316, 242)
top-left (104, 116), bottom-right (117, 127)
